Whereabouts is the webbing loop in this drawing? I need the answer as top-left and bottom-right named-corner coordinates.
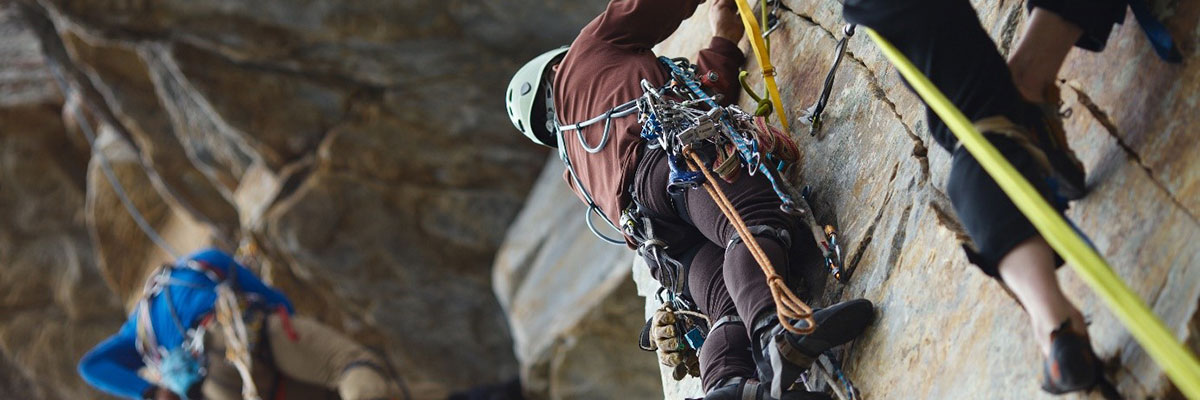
top-left (733, 0), bottom-right (789, 131)
top-left (864, 28), bottom-right (1200, 398)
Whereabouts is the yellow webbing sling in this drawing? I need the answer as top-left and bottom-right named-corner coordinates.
top-left (864, 28), bottom-right (1200, 398)
top-left (733, 0), bottom-right (790, 131)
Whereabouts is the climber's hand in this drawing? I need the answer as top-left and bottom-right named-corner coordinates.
top-left (710, 0), bottom-right (744, 44)
top-left (154, 387), bottom-right (182, 400)
top-left (651, 306), bottom-right (701, 380)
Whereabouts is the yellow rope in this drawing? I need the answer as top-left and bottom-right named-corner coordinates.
top-left (864, 28), bottom-right (1200, 399)
top-left (733, 0), bottom-right (789, 131)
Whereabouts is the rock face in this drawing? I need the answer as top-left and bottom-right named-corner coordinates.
top-left (493, 160), bottom-right (661, 399)
top-left (3, 0), bottom-right (1197, 398)
top-left (0, 7), bottom-right (124, 398)
top-left (496, 1), bottom-right (1200, 399)
top-left (0, 0), bottom-right (607, 398)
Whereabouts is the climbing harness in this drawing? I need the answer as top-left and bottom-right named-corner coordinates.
top-left (135, 268), bottom-right (210, 399)
top-left (131, 261), bottom-right (266, 400)
top-left (558, 55), bottom-right (844, 335)
top-left (801, 24), bottom-right (857, 136)
top-left (865, 28), bottom-right (1200, 398)
top-left (550, 77), bottom-right (637, 245)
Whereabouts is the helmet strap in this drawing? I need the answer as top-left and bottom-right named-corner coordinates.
top-left (543, 76), bottom-right (558, 136)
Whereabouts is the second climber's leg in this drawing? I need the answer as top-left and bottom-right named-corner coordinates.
top-left (266, 314), bottom-right (400, 400)
top-left (844, 0), bottom-right (1100, 393)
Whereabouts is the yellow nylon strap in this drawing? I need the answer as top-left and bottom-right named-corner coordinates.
top-left (733, 0), bottom-right (789, 131)
top-left (864, 28), bottom-right (1200, 398)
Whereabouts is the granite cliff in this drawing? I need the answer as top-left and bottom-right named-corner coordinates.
top-left (0, 0), bottom-right (1197, 399)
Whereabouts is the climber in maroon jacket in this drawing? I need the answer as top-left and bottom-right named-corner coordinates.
top-left (505, 1), bottom-right (875, 399)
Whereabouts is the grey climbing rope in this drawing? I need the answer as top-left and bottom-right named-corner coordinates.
top-left (47, 64), bottom-right (181, 259)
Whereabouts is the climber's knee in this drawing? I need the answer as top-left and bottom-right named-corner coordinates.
top-left (726, 225), bottom-right (791, 250)
top-left (338, 360), bottom-right (398, 400)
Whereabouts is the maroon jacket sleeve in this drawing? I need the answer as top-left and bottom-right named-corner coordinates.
top-left (696, 37), bottom-right (746, 106)
top-left (584, 0), bottom-right (705, 50)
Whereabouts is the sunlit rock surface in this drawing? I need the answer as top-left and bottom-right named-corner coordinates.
top-left (0, 7), bottom-right (123, 398)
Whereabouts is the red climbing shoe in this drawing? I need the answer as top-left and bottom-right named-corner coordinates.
top-left (1041, 321), bottom-right (1101, 394)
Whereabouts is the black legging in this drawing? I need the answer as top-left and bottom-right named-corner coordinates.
top-left (634, 148), bottom-right (808, 391)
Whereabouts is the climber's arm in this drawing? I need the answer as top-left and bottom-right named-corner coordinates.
top-left (78, 317), bottom-right (154, 399)
top-left (232, 262), bottom-right (295, 314)
top-left (697, 0), bottom-right (746, 106)
top-left (1025, 0), bottom-right (1125, 52)
top-left (583, 0), bottom-right (705, 50)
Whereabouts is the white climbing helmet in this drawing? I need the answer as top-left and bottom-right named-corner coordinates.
top-left (505, 47), bottom-right (568, 147)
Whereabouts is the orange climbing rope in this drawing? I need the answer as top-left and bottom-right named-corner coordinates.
top-left (683, 148), bottom-right (815, 335)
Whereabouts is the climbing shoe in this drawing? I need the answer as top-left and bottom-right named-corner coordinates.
top-left (1041, 320), bottom-right (1101, 395)
top-left (753, 299), bottom-right (875, 399)
top-left (1029, 86), bottom-right (1088, 200)
top-left (697, 377), bottom-right (832, 400)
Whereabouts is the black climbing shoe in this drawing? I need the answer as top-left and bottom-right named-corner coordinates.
top-left (699, 377), bottom-right (832, 400)
top-left (1041, 321), bottom-right (1101, 395)
top-left (1029, 87), bottom-right (1088, 201)
top-left (753, 299), bottom-right (875, 399)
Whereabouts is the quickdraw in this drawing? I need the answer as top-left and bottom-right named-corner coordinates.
top-left (801, 24), bottom-right (857, 136)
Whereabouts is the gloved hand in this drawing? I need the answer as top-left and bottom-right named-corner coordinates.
top-left (650, 305), bottom-right (701, 380)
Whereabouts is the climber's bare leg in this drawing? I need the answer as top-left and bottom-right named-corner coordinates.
top-left (996, 235), bottom-right (1087, 355)
top-left (1007, 8), bottom-right (1085, 102)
